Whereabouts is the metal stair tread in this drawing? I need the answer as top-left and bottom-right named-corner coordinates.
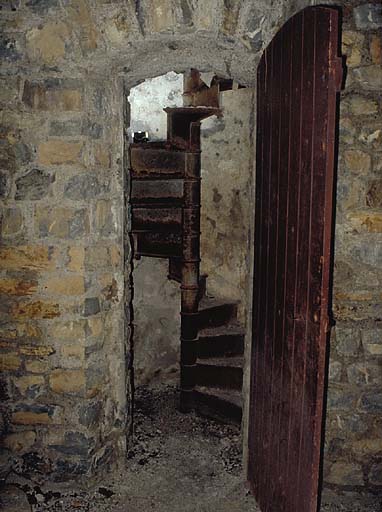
top-left (194, 386), bottom-right (243, 408)
top-left (198, 296), bottom-right (239, 312)
top-left (196, 356), bottom-right (244, 368)
top-left (198, 321), bottom-right (245, 338)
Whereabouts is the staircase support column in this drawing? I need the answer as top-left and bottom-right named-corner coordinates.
top-left (180, 150), bottom-right (201, 412)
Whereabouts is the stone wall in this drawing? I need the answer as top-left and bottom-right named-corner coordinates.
top-left (201, 87), bottom-right (255, 323)
top-left (0, 73), bottom-right (127, 478)
top-left (0, 0), bottom-right (381, 493)
top-left (323, 2), bottom-right (382, 493)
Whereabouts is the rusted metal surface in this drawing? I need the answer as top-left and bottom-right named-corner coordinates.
top-left (129, 106), bottom-right (217, 411)
top-left (131, 207), bottom-right (182, 232)
top-left (130, 145), bottom-right (186, 178)
top-left (183, 69), bottom-right (220, 108)
top-left (130, 180), bottom-right (184, 205)
top-left (248, 7), bottom-right (342, 512)
top-left (133, 231), bottom-right (182, 259)
top-left (165, 107), bottom-right (221, 151)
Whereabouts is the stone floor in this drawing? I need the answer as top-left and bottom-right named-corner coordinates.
top-left (1, 384), bottom-right (381, 512)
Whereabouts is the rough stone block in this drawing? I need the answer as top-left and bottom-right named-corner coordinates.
top-left (35, 206), bottom-right (89, 239)
top-left (0, 171), bottom-right (9, 198)
top-left (339, 117), bottom-right (356, 145)
top-left (47, 320), bottom-right (86, 341)
top-left (49, 369), bottom-right (85, 394)
top-left (145, 0), bottom-right (175, 32)
top-left (369, 463), bottom-right (382, 486)
top-left (0, 77), bottom-right (19, 104)
top-left (1, 207), bottom-right (23, 235)
top-left (354, 4), bottom-right (382, 30)
top-left (84, 246), bottom-right (109, 270)
top-left (94, 143), bottom-right (111, 168)
top-left (221, 0), bottom-right (241, 36)
top-left (349, 240), bottom-right (382, 268)
top-left (14, 375), bottom-right (45, 397)
top-left (50, 431), bottom-right (94, 456)
top-left (109, 245), bottom-right (121, 267)
top-left (61, 343), bottom-right (84, 361)
top-left (67, 246), bottom-right (85, 272)
top-left (0, 321), bottom-right (42, 340)
top-left (19, 345), bottom-right (54, 356)
top-left (64, 174), bottom-right (109, 200)
top-left (22, 80), bottom-right (83, 111)
top-left (347, 211), bottom-right (382, 233)
top-left (0, 278), bottom-right (37, 296)
top-left (94, 200), bottom-right (117, 237)
top-left (342, 30), bottom-right (364, 67)
top-left (353, 66), bottom-right (382, 91)
top-left (43, 275), bottom-right (85, 296)
top-left (360, 392), bottom-right (382, 413)
top-left (0, 34), bottom-right (21, 62)
top-left (370, 34), bottom-right (382, 65)
top-left (362, 328), bottom-right (382, 356)
top-left (347, 361), bottom-right (382, 385)
top-left (66, 0), bottom-right (99, 53)
top-left (0, 245), bottom-right (57, 271)
top-left (49, 119), bottom-right (102, 139)
top-left (0, 352), bottom-right (21, 371)
top-left (103, 11), bottom-right (134, 46)
top-left (78, 400), bottom-right (102, 428)
top-left (325, 461), bottom-right (364, 486)
top-left (352, 438), bottom-right (382, 457)
top-left (359, 125), bottom-right (382, 149)
top-left (25, 360), bottom-right (48, 373)
top-left (84, 297), bottom-right (100, 316)
top-left (335, 327), bottom-right (360, 356)
top-left (87, 316), bottom-right (102, 337)
top-left (26, 21), bottom-right (71, 65)
top-left (329, 360), bottom-right (342, 382)
top-left (327, 386), bottom-right (357, 411)
top-left (12, 404), bottom-right (59, 425)
top-left (26, 0), bottom-right (60, 14)
top-left (37, 140), bottom-right (83, 166)
top-left (10, 300), bottom-right (60, 319)
top-left (3, 431), bottom-right (37, 453)
top-left (348, 95), bottom-right (379, 116)
top-left (15, 169), bottom-right (54, 200)
top-left (343, 149), bottom-right (371, 174)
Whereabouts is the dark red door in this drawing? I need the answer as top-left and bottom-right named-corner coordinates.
top-left (248, 7), bottom-right (342, 512)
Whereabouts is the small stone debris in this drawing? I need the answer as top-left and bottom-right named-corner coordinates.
top-left (98, 487), bottom-right (114, 498)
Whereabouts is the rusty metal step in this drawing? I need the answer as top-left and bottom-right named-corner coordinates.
top-left (130, 179), bottom-right (184, 206)
top-left (197, 322), bottom-right (245, 359)
top-left (193, 386), bottom-right (242, 425)
top-left (133, 232), bottom-right (182, 259)
top-left (195, 356), bottom-right (243, 390)
top-left (131, 207), bottom-right (182, 233)
top-left (168, 257), bottom-right (182, 282)
top-left (197, 297), bottom-right (238, 329)
top-left (130, 145), bottom-right (186, 179)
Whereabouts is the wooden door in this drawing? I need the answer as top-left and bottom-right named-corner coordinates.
top-left (248, 7), bottom-right (342, 512)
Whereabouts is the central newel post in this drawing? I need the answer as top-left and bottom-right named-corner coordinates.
top-left (165, 107), bottom-right (220, 412)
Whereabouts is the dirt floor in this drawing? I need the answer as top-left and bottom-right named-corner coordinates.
top-left (1, 384), bottom-right (381, 512)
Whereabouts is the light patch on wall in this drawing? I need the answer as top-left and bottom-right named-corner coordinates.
top-left (128, 71), bottom-right (183, 141)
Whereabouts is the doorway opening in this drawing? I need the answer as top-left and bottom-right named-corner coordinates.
top-left (125, 69), bottom-right (257, 506)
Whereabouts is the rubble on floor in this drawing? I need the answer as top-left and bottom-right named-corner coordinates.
top-left (1, 385), bottom-right (380, 512)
